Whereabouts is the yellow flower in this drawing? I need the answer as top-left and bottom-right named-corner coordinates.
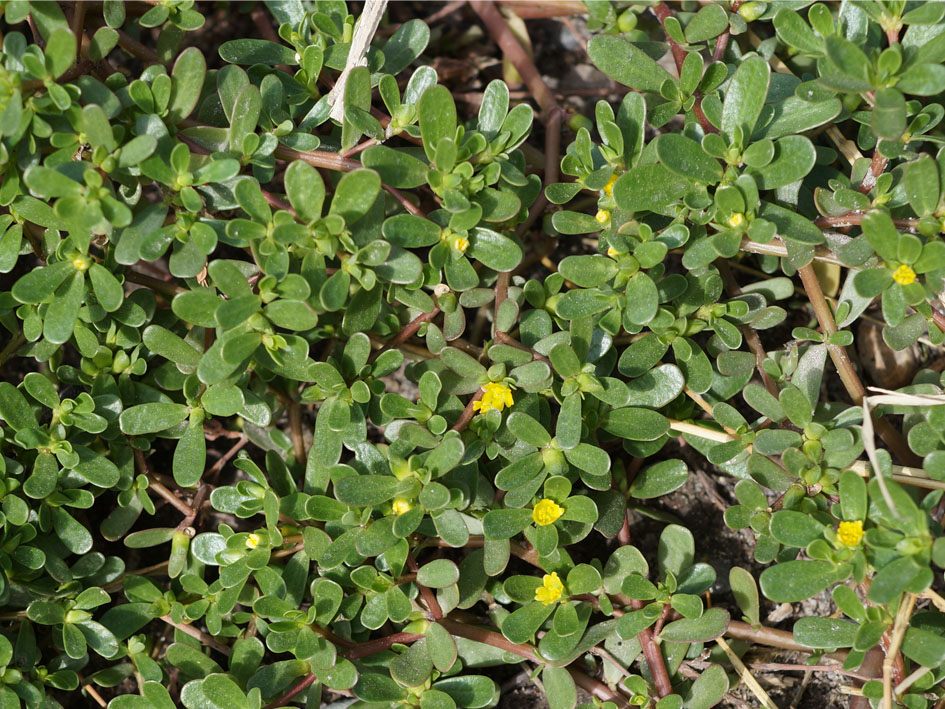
top-left (607, 246), bottom-right (619, 258)
top-left (453, 236), bottom-right (469, 253)
top-left (892, 264), bottom-right (916, 286)
top-left (603, 173), bottom-right (618, 197)
top-left (837, 520), bottom-right (864, 547)
top-left (534, 572), bottom-right (565, 605)
top-left (72, 255), bottom-right (91, 272)
top-left (595, 209), bottom-right (611, 225)
top-left (727, 213), bottom-right (745, 229)
top-left (472, 381), bottom-right (514, 414)
top-left (533, 498), bottom-right (564, 526)
top-left (392, 498), bottom-right (412, 515)
top-left (246, 533), bottom-right (262, 549)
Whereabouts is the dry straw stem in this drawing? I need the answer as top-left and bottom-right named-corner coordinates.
top-left (327, 0), bottom-right (388, 123)
top-left (668, 418), bottom-right (945, 491)
top-left (747, 20), bottom-right (919, 467)
top-left (861, 386), bottom-right (945, 520)
top-left (918, 588), bottom-right (945, 613)
top-left (715, 636), bottom-right (779, 709)
top-left (739, 236), bottom-right (846, 267)
top-left (883, 593), bottom-right (916, 709)
top-left (668, 418), bottom-right (734, 444)
top-left (894, 665), bottom-right (933, 698)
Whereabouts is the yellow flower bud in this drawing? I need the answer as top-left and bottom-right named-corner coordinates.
top-left (453, 236), bottom-right (469, 253)
top-left (603, 173), bottom-right (618, 197)
top-left (392, 498), bottom-right (412, 515)
top-left (837, 520), bottom-right (863, 547)
top-left (727, 213), bottom-right (745, 229)
top-left (72, 256), bottom-right (91, 272)
top-left (595, 209), bottom-right (610, 225)
top-left (532, 498), bottom-right (564, 526)
top-left (246, 533), bottom-right (262, 549)
top-left (892, 264), bottom-right (916, 286)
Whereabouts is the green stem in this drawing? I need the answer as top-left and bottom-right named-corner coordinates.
top-left (0, 331), bottom-right (26, 370)
top-left (125, 270), bottom-right (185, 297)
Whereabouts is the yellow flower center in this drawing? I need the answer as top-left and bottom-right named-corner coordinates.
top-left (727, 213), bottom-right (745, 229)
top-left (472, 381), bottom-right (514, 414)
top-left (392, 498), bottom-right (412, 515)
top-left (246, 533), bottom-right (262, 549)
top-left (534, 572), bottom-right (565, 605)
top-left (532, 498), bottom-right (564, 526)
top-left (72, 256), bottom-right (91, 272)
top-left (595, 209), bottom-right (610, 225)
top-left (453, 236), bottom-right (469, 253)
top-left (603, 174), bottom-right (618, 197)
top-left (607, 246), bottom-right (619, 258)
top-left (837, 520), bottom-right (864, 547)
top-left (892, 264), bottom-right (916, 286)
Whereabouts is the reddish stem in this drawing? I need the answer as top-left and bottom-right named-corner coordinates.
top-left (451, 389), bottom-right (485, 432)
top-left (343, 632), bottom-right (425, 660)
top-left (717, 260), bottom-right (779, 398)
top-left (692, 102), bottom-right (719, 134)
top-left (288, 401), bottom-right (306, 462)
top-left (71, 1), bottom-right (87, 60)
top-left (424, 0), bottom-right (467, 24)
top-left (124, 270), bottom-right (185, 297)
top-left (22, 61), bottom-right (93, 93)
top-left (495, 0), bottom-right (587, 18)
top-left (516, 106), bottom-right (564, 238)
top-left (712, 0), bottom-right (741, 62)
top-left (650, 3), bottom-right (718, 134)
top-left (271, 143), bottom-right (363, 173)
top-left (385, 307), bottom-right (441, 352)
top-left (407, 553), bottom-right (444, 621)
top-left (930, 305), bottom-right (945, 335)
top-left (264, 672), bottom-right (317, 708)
top-left (342, 138), bottom-right (377, 158)
top-left (629, 599), bottom-right (674, 697)
top-left (438, 619), bottom-right (629, 707)
top-left (814, 212), bottom-right (919, 231)
top-left (859, 151), bottom-right (889, 194)
top-left (494, 271), bottom-right (510, 335)
top-left (653, 603), bottom-right (672, 637)
top-left (260, 189), bottom-right (295, 215)
top-left (470, 0), bottom-right (557, 116)
top-left (494, 332), bottom-right (550, 364)
top-left (384, 184), bottom-right (424, 217)
top-left (650, 3), bottom-right (687, 74)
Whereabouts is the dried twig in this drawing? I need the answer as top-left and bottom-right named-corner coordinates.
top-left (327, 0), bottom-right (388, 123)
top-left (160, 615), bottom-right (231, 656)
top-left (798, 264), bottom-right (917, 466)
top-left (716, 637), bottom-right (779, 709)
top-left (717, 260), bottom-right (779, 398)
top-left (133, 449), bottom-right (195, 518)
top-left (470, 1), bottom-right (556, 117)
top-left (883, 594), bottom-right (915, 709)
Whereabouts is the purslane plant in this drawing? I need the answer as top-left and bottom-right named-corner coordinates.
top-left (1, 1), bottom-right (945, 708)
